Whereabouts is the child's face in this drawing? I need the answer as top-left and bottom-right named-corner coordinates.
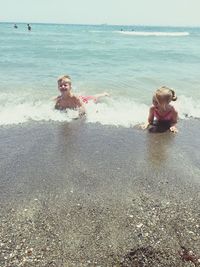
top-left (58, 79), bottom-right (71, 93)
top-left (153, 99), bottom-right (159, 107)
top-left (153, 96), bottom-right (168, 110)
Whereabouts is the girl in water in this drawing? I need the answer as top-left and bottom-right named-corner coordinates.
top-left (142, 86), bottom-right (178, 133)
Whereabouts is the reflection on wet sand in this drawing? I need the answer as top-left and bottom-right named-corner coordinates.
top-left (145, 132), bottom-right (175, 166)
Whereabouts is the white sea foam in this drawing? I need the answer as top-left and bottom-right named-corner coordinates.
top-left (174, 95), bottom-right (200, 119)
top-left (0, 101), bottom-right (77, 125)
top-left (0, 95), bottom-right (199, 127)
top-left (118, 31), bottom-right (190, 36)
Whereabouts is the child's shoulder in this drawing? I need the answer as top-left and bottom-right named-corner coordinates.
top-left (149, 105), bottom-right (155, 112)
top-left (71, 94), bottom-right (84, 106)
top-left (172, 106), bottom-right (178, 115)
top-left (71, 94), bottom-right (81, 102)
top-left (72, 93), bottom-right (79, 99)
top-left (169, 104), bottom-right (177, 113)
top-left (53, 95), bottom-right (61, 101)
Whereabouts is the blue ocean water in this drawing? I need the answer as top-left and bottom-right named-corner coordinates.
top-left (0, 22), bottom-right (200, 126)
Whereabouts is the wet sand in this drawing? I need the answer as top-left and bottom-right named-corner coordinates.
top-left (0, 120), bottom-right (200, 266)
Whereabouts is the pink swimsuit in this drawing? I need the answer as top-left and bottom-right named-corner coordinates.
top-left (79, 95), bottom-right (97, 104)
top-left (154, 109), bottom-right (173, 122)
top-left (149, 108), bottom-right (174, 132)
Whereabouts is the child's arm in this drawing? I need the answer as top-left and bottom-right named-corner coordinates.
top-left (93, 92), bottom-right (109, 102)
top-left (76, 97), bottom-right (86, 117)
top-left (141, 106), bottom-right (154, 129)
top-left (54, 96), bottom-right (61, 109)
top-left (169, 108), bottom-right (178, 133)
top-left (78, 105), bottom-right (86, 117)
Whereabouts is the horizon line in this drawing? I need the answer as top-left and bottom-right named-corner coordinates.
top-left (0, 21), bottom-right (200, 28)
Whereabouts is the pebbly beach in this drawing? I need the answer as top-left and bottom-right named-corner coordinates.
top-left (0, 119), bottom-right (200, 266)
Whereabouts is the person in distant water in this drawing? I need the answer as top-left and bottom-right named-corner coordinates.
top-left (14, 24), bottom-right (18, 29)
top-left (142, 86), bottom-right (178, 133)
top-left (27, 24), bottom-right (31, 31)
top-left (54, 75), bottom-right (109, 117)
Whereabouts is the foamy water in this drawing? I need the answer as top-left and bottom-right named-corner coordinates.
top-left (0, 23), bottom-right (200, 127)
top-left (0, 94), bottom-right (199, 127)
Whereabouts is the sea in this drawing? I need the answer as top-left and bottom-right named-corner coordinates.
top-left (0, 22), bottom-right (200, 127)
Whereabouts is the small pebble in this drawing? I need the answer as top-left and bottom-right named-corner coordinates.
top-left (136, 223), bottom-right (143, 228)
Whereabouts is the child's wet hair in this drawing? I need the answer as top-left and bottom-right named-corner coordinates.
top-left (153, 86), bottom-right (177, 104)
top-left (57, 75), bottom-right (72, 84)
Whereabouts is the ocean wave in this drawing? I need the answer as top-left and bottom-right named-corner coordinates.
top-left (117, 31), bottom-right (190, 36)
top-left (0, 96), bottom-right (199, 127)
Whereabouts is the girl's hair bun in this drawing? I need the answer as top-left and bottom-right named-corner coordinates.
top-left (170, 89), bottom-right (177, 101)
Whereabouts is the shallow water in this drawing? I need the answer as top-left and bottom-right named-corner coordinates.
top-left (0, 23), bottom-right (200, 126)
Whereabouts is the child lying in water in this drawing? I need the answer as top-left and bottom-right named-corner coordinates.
top-left (142, 86), bottom-right (178, 133)
top-left (54, 75), bottom-right (109, 117)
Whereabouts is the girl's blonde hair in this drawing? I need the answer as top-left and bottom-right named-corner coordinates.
top-left (57, 75), bottom-right (72, 84)
top-left (153, 86), bottom-right (177, 104)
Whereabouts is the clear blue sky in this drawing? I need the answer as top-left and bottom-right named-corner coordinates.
top-left (1, 0), bottom-right (200, 26)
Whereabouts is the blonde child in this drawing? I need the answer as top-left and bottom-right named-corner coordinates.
top-left (54, 75), bottom-right (109, 117)
top-left (142, 86), bottom-right (178, 133)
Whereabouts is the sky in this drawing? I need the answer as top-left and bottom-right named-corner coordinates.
top-left (1, 0), bottom-right (200, 26)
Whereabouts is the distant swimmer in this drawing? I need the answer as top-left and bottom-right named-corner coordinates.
top-left (131, 29), bottom-right (135, 31)
top-left (27, 24), bottom-right (31, 31)
top-left (14, 24), bottom-right (18, 29)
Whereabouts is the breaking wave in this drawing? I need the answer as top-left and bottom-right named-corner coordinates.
top-left (0, 95), bottom-right (199, 127)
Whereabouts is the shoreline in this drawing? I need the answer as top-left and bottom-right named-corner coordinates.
top-left (0, 120), bottom-right (200, 266)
